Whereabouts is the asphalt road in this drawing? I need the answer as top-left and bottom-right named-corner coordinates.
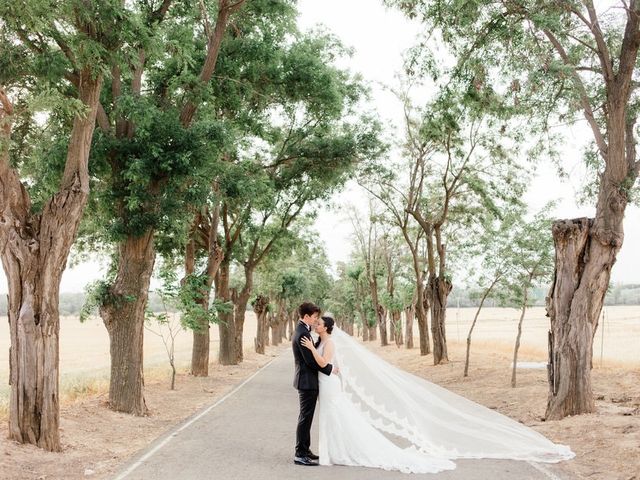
top-left (112, 351), bottom-right (574, 480)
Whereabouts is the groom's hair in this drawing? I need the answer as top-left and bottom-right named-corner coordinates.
top-left (298, 302), bottom-right (320, 318)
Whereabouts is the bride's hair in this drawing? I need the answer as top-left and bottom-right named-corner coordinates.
top-left (321, 316), bottom-right (335, 334)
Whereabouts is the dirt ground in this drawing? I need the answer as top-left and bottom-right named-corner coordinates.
top-left (1, 308), bottom-right (639, 480)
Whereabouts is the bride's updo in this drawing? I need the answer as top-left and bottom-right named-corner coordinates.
top-left (321, 316), bottom-right (335, 334)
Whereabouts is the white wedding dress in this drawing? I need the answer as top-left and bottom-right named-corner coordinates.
top-left (316, 327), bottom-right (574, 474)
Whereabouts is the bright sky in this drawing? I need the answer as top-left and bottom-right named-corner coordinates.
top-left (0, 0), bottom-right (638, 294)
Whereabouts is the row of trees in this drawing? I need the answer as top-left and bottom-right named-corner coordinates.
top-left (2, 0), bottom-right (639, 454)
top-left (0, 0), bottom-right (382, 451)
top-left (341, 0), bottom-right (640, 426)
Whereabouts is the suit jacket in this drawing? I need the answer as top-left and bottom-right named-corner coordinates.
top-left (292, 321), bottom-right (333, 390)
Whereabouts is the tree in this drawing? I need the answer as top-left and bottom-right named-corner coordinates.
top-left (403, 89), bottom-right (524, 365)
top-left (80, 0), bottom-right (247, 414)
top-left (0, 0), bottom-right (126, 450)
top-left (462, 206), bottom-right (526, 377)
top-left (351, 203), bottom-right (389, 346)
top-left (389, 0), bottom-right (640, 421)
top-left (360, 132), bottom-right (431, 353)
top-left (508, 210), bottom-right (555, 388)
top-left (205, 33), bottom-right (382, 365)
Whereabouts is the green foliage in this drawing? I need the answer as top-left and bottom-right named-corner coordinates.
top-left (154, 265), bottom-right (230, 332)
top-left (388, 0), bottom-right (640, 203)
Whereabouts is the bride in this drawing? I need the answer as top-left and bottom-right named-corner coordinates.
top-left (300, 315), bottom-right (574, 474)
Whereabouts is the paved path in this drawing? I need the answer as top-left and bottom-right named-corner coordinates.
top-left (112, 352), bottom-right (574, 480)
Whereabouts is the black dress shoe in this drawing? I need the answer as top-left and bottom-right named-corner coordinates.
top-left (306, 451), bottom-right (319, 460)
top-left (294, 456), bottom-right (319, 466)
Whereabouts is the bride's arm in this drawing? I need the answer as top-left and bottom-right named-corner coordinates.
top-left (300, 337), bottom-right (329, 367)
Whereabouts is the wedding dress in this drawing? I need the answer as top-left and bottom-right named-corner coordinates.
top-left (316, 327), bottom-right (574, 474)
top-left (317, 338), bottom-right (456, 473)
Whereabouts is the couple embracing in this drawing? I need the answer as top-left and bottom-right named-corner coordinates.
top-left (291, 301), bottom-right (574, 474)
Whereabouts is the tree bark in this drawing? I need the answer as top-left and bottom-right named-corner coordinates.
top-left (215, 259), bottom-right (238, 365)
top-left (545, 217), bottom-right (619, 418)
top-left (417, 286), bottom-right (430, 354)
top-left (253, 294), bottom-right (269, 354)
top-left (1, 72), bottom-right (102, 451)
top-left (464, 277), bottom-right (499, 377)
top-left (187, 207), bottom-right (224, 377)
top-left (429, 274), bottom-right (451, 365)
top-left (232, 264), bottom-right (254, 363)
top-left (511, 288), bottom-right (529, 388)
top-left (361, 312), bottom-right (369, 341)
top-left (404, 303), bottom-right (415, 349)
top-left (100, 230), bottom-right (156, 415)
top-left (369, 280), bottom-right (387, 346)
top-left (391, 310), bottom-right (403, 346)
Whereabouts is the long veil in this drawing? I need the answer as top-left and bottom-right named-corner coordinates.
top-left (331, 326), bottom-right (574, 463)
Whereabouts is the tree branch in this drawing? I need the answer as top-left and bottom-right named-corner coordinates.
top-left (543, 28), bottom-right (608, 157)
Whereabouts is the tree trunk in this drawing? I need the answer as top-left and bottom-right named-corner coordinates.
top-left (188, 207), bottom-right (224, 377)
top-left (545, 217), bottom-right (620, 419)
top-left (404, 304), bottom-right (415, 349)
top-left (391, 310), bottom-right (403, 346)
top-left (362, 314), bottom-right (369, 341)
top-left (511, 289), bottom-right (529, 388)
top-left (464, 278), bottom-right (499, 377)
top-left (215, 260), bottom-right (238, 365)
top-left (417, 285), bottom-right (430, 355)
top-left (2, 74), bottom-right (101, 451)
top-left (184, 238), bottom-right (211, 377)
top-left (101, 230), bottom-right (155, 415)
top-left (287, 308), bottom-right (294, 340)
top-left (389, 311), bottom-right (396, 343)
top-left (233, 295), bottom-right (249, 360)
top-left (253, 295), bottom-right (269, 354)
top-left (368, 277), bottom-right (387, 346)
top-left (368, 323), bottom-right (377, 341)
top-left (429, 275), bottom-right (451, 365)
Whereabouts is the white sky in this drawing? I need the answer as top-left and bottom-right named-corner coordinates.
top-left (0, 0), bottom-right (638, 294)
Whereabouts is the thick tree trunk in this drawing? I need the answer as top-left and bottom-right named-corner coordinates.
top-left (404, 304), bottom-right (415, 349)
top-left (101, 230), bottom-right (155, 415)
top-left (370, 282), bottom-right (389, 347)
top-left (429, 275), bottom-right (451, 365)
top-left (368, 323), bottom-right (377, 341)
top-left (391, 310), bottom-right (403, 346)
top-left (1, 73), bottom-right (101, 451)
top-left (187, 208), bottom-right (224, 377)
top-left (388, 311), bottom-right (396, 343)
top-left (190, 297), bottom-right (210, 375)
top-left (287, 308), bottom-right (295, 340)
top-left (545, 217), bottom-right (620, 419)
top-left (361, 313), bottom-right (369, 341)
top-left (215, 260), bottom-right (238, 365)
top-left (233, 285), bottom-right (252, 363)
top-left (184, 239), bottom-right (211, 377)
top-left (417, 286), bottom-right (430, 355)
top-left (253, 295), bottom-right (269, 354)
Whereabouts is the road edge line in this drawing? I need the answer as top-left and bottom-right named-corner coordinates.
top-left (112, 354), bottom-right (280, 480)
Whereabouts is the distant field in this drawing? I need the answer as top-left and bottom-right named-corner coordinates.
top-left (445, 306), bottom-right (640, 366)
top-left (1, 305), bottom-right (638, 402)
top-left (0, 313), bottom-right (262, 403)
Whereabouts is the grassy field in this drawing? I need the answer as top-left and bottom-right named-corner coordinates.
top-left (1, 305), bottom-right (638, 418)
top-left (446, 305), bottom-right (640, 366)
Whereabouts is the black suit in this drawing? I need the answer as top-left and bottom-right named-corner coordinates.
top-left (292, 321), bottom-right (332, 457)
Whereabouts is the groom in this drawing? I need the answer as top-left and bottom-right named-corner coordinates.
top-left (292, 302), bottom-right (333, 466)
